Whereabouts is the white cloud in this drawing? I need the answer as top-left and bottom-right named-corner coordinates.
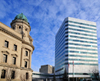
top-left (22, 0), bottom-right (43, 6)
top-left (0, 0), bottom-right (11, 18)
top-left (29, 0), bottom-right (100, 71)
top-left (0, 0), bottom-right (100, 72)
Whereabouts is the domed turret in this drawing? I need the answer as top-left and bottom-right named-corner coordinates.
top-left (14, 13), bottom-right (28, 22)
top-left (10, 13), bottom-right (32, 43)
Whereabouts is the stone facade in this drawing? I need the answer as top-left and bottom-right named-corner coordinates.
top-left (0, 13), bottom-right (34, 81)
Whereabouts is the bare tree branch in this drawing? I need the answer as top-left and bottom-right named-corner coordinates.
top-left (90, 67), bottom-right (99, 80)
top-left (20, 73), bottom-right (30, 81)
top-left (6, 68), bottom-right (12, 81)
top-left (20, 74), bottom-right (26, 81)
top-left (6, 68), bottom-right (18, 81)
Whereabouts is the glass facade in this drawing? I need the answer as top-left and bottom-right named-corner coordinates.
top-left (55, 17), bottom-right (98, 76)
top-left (55, 22), bottom-right (66, 73)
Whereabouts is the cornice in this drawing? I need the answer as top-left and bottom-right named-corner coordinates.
top-left (20, 67), bottom-right (33, 72)
top-left (22, 40), bottom-right (34, 51)
top-left (24, 58), bottom-right (29, 61)
top-left (11, 54), bottom-right (18, 57)
top-left (2, 51), bottom-right (10, 55)
top-left (0, 64), bottom-right (33, 72)
top-left (0, 26), bottom-right (22, 41)
top-left (0, 63), bottom-right (20, 69)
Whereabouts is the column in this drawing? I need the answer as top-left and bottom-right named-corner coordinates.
top-left (29, 51), bottom-right (32, 68)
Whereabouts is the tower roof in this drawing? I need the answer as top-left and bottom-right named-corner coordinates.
top-left (14, 13), bottom-right (28, 22)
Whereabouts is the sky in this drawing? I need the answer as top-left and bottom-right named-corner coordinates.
top-left (0, 0), bottom-right (100, 72)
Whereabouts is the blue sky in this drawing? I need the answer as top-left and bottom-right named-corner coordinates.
top-left (0, 0), bottom-right (100, 72)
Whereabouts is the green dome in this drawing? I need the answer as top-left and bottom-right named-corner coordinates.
top-left (14, 13), bottom-right (28, 22)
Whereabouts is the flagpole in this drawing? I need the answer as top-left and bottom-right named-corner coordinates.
top-left (73, 61), bottom-right (74, 81)
top-left (68, 63), bottom-right (69, 81)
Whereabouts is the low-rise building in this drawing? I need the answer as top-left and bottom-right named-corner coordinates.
top-left (39, 65), bottom-right (54, 74)
top-left (32, 71), bottom-right (54, 81)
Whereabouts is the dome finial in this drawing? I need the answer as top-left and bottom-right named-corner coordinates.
top-left (14, 13), bottom-right (28, 22)
top-left (21, 13), bottom-right (23, 15)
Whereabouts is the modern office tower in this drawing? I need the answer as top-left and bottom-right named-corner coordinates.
top-left (55, 17), bottom-right (98, 79)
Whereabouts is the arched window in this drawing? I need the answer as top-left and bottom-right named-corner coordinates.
top-left (25, 61), bottom-right (27, 68)
top-left (19, 26), bottom-right (21, 29)
top-left (26, 51), bottom-right (28, 56)
top-left (3, 54), bottom-right (7, 63)
top-left (12, 27), bottom-right (15, 30)
top-left (1, 69), bottom-right (6, 78)
top-left (13, 57), bottom-right (16, 65)
top-left (14, 44), bottom-right (17, 51)
top-left (5, 40), bottom-right (9, 48)
top-left (11, 71), bottom-right (15, 79)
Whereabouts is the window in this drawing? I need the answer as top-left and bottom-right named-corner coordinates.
top-left (14, 44), bottom-right (17, 51)
top-left (26, 73), bottom-right (28, 79)
top-left (5, 40), bottom-right (9, 48)
top-left (1, 69), bottom-right (6, 78)
top-left (26, 51), bottom-right (28, 56)
top-left (12, 27), bottom-right (15, 30)
top-left (13, 57), bottom-right (16, 65)
top-left (19, 26), bottom-right (21, 29)
top-left (25, 28), bottom-right (27, 31)
top-left (25, 61), bottom-right (27, 68)
top-left (11, 71), bottom-right (15, 79)
top-left (3, 54), bottom-right (7, 63)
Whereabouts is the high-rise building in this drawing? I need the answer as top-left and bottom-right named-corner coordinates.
top-left (0, 13), bottom-right (34, 81)
top-left (55, 17), bottom-right (98, 79)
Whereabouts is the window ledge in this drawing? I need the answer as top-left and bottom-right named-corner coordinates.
top-left (0, 63), bottom-right (9, 66)
top-left (12, 49), bottom-right (18, 52)
top-left (2, 46), bottom-right (10, 49)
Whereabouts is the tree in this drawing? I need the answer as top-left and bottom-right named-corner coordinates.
top-left (91, 68), bottom-right (99, 80)
top-left (6, 68), bottom-right (18, 81)
top-left (20, 74), bottom-right (27, 81)
top-left (6, 68), bottom-right (12, 81)
top-left (52, 73), bottom-right (56, 81)
top-left (62, 68), bottom-right (68, 81)
top-left (20, 73), bottom-right (31, 81)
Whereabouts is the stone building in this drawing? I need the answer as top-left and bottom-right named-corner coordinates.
top-left (39, 65), bottom-right (54, 74)
top-left (0, 13), bottom-right (34, 81)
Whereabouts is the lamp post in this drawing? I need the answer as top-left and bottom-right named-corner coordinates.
top-left (73, 61), bottom-right (74, 81)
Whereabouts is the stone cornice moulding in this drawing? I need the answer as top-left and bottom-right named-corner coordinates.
top-left (2, 51), bottom-right (9, 55)
top-left (22, 40), bottom-right (34, 51)
top-left (11, 54), bottom-right (18, 57)
top-left (22, 47), bottom-right (31, 52)
top-left (20, 67), bottom-right (33, 72)
top-left (0, 26), bottom-right (22, 41)
top-left (0, 64), bottom-right (33, 71)
top-left (24, 58), bottom-right (29, 61)
top-left (0, 63), bottom-right (19, 69)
